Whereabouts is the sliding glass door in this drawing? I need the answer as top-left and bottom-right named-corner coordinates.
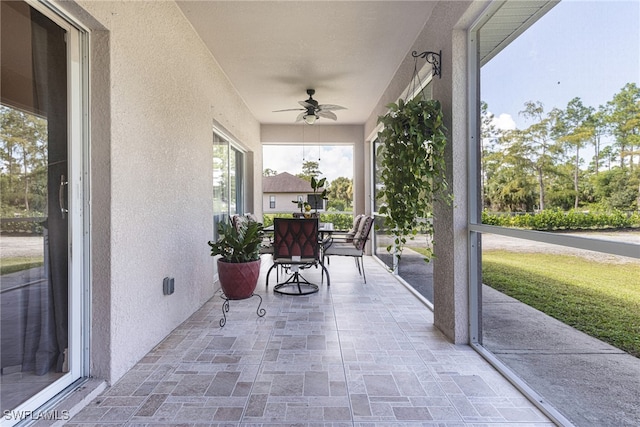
top-left (1, 1), bottom-right (86, 424)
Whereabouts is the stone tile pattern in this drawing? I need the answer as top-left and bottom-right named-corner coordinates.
top-left (67, 257), bottom-right (553, 426)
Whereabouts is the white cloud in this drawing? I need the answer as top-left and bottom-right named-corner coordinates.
top-left (318, 146), bottom-right (353, 182)
top-left (263, 145), bottom-right (304, 175)
top-left (492, 113), bottom-right (517, 131)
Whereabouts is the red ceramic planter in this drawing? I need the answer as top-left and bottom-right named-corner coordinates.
top-left (217, 258), bottom-right (261, 300)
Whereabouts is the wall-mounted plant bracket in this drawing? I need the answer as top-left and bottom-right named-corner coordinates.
top-left (411, 50), bottom-right (441, 79)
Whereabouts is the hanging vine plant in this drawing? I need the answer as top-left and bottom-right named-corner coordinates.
top-left (376, 97), bottom-right (449, 263)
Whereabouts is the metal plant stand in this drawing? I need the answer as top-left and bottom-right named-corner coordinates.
top-left (219, 293), bottom-right (266, 327)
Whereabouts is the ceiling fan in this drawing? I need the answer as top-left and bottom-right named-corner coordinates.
top-left (273, 89), bottom-right (346, 124)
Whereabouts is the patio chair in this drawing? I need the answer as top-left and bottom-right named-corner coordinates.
top-left (322, 215), bottom-right (374, 283)
top-left (327, 214), bottom-right (364, 244)
top-left (266, 217), bottom-right (330, 295)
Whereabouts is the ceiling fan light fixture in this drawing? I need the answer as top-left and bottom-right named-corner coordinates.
top-left (273, 89), bottom-right (345, 124)
top-left (303, 114), bottom-right (318, 125)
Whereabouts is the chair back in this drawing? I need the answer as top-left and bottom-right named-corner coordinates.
top-left (353, 216), bottom-right (374, 251)
top-left (350, 214), bottom-right (364, 234)
top-left (272, 218), bottom-right (320, 260)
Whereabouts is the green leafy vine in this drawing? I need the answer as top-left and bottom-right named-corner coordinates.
top-left (376, 97), bottom-right (449, 262)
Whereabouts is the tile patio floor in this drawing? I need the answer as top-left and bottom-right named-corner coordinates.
top-left (67, 255), bottom-right (554, 426)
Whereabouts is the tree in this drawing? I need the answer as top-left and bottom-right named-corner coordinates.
top-left (296, 160), bottom-right (322, 181)
top-left (327, 176), bottom-right (353, 210)
top-left (591, 167), bottom-right (640, 210)
top-left (263, 168), bottom-right (278, 177)
top-left (0, 105), bottom-right (48, 214)
top-left (480, 88), bottom-right (639, 214)
top-left (606, 83), bottom-right (640, 169)
top-left (598, 145), bottom-right (617, 171)
top-left (517, 101), bottom-right (562, 210)
top-left (480, 101), bottom-right (503, 209)
top-left (588, 106), bottom-right (608, 175)
top-left (545, 162), bottom-right (578, 210)
top-left (555, 97), bottom-right (594, 208)
top-left (487, 129), bottom-right (538, 211)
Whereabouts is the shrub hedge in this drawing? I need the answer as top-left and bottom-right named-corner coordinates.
top-left (263, 212), bottom-right (354, 230)
top-left (265, 210), bottom-right (639, 232)
top-left (482, 209), bottom-right (640, 231)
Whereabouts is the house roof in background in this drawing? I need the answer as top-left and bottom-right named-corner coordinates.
top-left (263, 172), bottom-right (324, 193)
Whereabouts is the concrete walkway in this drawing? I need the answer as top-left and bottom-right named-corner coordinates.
top-left (483, 286), bottom-right (640, 427)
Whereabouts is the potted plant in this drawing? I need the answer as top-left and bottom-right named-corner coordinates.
top-left (376, 97), bottom-right (449, 265)
top-left (310, 176), bottom-right (328, 215)
top-left (291, 176), bottom-right (328, 217)
top-left (208, 218), bottom-right (265, 300)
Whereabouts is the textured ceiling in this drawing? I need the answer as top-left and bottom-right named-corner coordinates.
top-left (176, 1), bottom-right (557, 126)
top-left (176, 1), bottom-right (438, 125)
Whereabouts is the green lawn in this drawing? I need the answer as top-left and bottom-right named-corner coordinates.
top-left (482, 251), bottom-right (640, 358)
top-left (1, 257), bottom-right (44, 275)
top-left (405, 246), bottom-right (640, 357)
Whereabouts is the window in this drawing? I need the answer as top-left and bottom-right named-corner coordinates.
top-left (213, 130), bottom-right (244, 240)
top-left (306, 194), bottom-right (324, 210)
top-left (269, 195), bottom-right (275, 209)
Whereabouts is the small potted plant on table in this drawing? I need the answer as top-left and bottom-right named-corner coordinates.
top-left (310, 176), bottom-right (328, 216)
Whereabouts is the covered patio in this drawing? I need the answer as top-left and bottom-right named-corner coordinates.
top-left (6, 1), bottom-right (638, 426)
top-left (65, 256), bottom-right (552, 425)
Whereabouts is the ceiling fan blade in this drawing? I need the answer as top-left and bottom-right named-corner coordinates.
top-left (274, 91), bottom-right (343, 122)
top-left (273, 108), bottom-right (305, 112)
top-left (318, 104), bottom-right (346, 111)
top-left (317, 110), bottom-right (338, 120)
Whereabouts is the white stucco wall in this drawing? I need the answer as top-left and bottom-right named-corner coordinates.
top-left (71, 0), bottom-right (261, 383)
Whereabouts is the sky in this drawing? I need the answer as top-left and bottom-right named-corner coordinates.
top-left (482, 0), bottom-right (640, 131)
top-left (263, 0), bottom-right (640, 181)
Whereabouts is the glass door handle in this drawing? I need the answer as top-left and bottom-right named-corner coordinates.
top-left (59, 174), bottom-right (69, 218)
